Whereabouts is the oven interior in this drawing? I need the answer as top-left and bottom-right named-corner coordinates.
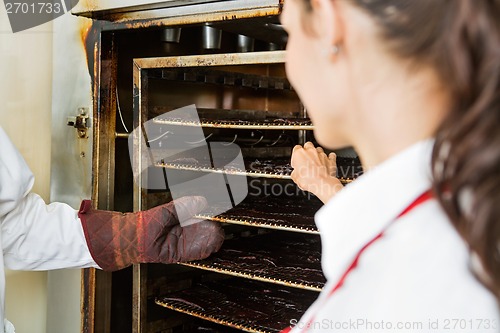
top-left (86, 13), bottom-right (362, 333)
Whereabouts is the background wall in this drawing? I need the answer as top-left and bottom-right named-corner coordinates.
top-left (0, 6), bottom-right (91, 333)
top-left (0, 8), bottom-right (53, 333)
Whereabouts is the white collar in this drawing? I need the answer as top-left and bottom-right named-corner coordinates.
top-left (316, 139), bottom-right (435, 283)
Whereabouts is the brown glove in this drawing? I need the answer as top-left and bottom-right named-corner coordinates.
top-left (78, 196), bottom-right (224, 271)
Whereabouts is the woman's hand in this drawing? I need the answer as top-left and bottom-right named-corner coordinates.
top-left (290, 142), bottom-right (343, 203)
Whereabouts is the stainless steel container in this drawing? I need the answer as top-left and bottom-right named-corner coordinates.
top-left (202, 23), bottom-right (222, 49)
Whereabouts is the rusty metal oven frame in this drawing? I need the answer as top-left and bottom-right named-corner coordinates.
top-left (74, 0), bottom-right (283, 25)
top-left (130, 51), bottom-right (290, 332)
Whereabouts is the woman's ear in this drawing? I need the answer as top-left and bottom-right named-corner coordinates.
top-left (310, 0), bottom-right (344, 49)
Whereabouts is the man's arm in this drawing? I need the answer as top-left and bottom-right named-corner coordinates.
top-left (0, 126), bottom-right (98, 270)
top-left (2, 193), bottom-right (98, 270)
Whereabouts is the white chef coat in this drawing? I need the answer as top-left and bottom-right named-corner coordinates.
top-left (290, 140), bottom-right (499, 333)
top-left (0, 127), bottom-right (98, 333)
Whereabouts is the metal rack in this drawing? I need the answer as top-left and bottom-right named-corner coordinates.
top-left (193, 195), bottom-right (321, 234)
top-left (153, 118), bottom-right (313, 130)
top-left (180, 232), bottom-right (325, 291)
top-left (155, 161), bottom-right (355, 183)
top-left (155, 278), bottom-right (318, 333)
top-left (131, 51), bottom-right (324, 332)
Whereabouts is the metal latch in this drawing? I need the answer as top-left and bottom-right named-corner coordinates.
top-left (67, 107), bottom-right (91, 138)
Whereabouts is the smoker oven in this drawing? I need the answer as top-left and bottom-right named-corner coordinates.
top-left (74, 1), bottom-right (361, 332)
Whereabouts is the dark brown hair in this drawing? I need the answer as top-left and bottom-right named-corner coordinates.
top-left (300, 0), bottom-right (500, 298)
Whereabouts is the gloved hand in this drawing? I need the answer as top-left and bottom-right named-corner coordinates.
top-left (78, 196), bottom-right (224, 271)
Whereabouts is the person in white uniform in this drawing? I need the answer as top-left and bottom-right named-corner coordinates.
top-left (281, 0), bottom-right (500, 332)
top-left (0, 127), bottom-right (224, 332)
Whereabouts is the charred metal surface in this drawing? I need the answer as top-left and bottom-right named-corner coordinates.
top-left (73, 0), bottom-right (220, 17)
top-left (115, 8), bottom-right (282, 29)
top-left (81, 269), bottom-right (95, 333)
top-left (134, 51), bottom-right (285, 70)
top-left (133, 264), bottom-right (148, 333)
top-left (132, 58), bottom-right (151, 333)
top-left (81, 19), bottom-right (106, 333)
top-left (81, 268), bottom-right (113, 333)
top-left (93, 31), bottom-right (118, 211)
top-left (76, 12), bottom-right (284, 35)
top-left (95, 30), bottom-right (118, 333)
top-left (132, 64), bottom-right (149, 213)
top-left (73, 0), bottom-right (282, 26)
top-left (94, 270), bottom-right (113, 333)
top-left (82, 22), bottom-right (118, 333)
top-left (82, 20), bottom-right (104, 85)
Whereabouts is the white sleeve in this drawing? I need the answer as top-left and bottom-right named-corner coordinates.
top-left (0, 127), bottom-right (34, 218)
top-left (2, 193), bottom-right (99, 270)
top-left (0, 127), bottom-right (99, 270)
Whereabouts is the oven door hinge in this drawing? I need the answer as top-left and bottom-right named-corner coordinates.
top-left (67, 107), bottom-right (91, 138)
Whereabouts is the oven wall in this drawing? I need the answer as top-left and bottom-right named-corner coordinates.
top-left (47, 10), bottom-right (94, 333)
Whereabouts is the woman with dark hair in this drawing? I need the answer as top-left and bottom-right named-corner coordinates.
top-left (284, 0), bottom-right (500, 332)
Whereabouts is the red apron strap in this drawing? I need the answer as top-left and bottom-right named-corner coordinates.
top-left (325, 190), bottom-right (434, 297)
top-left (280, 190), bottom-right (433, 333)
top-left (397, 190), bottom-right (434, 218)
